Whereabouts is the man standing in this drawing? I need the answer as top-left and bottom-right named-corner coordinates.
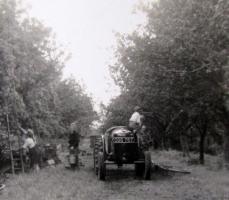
top-left (23, 131), bottom-right (40, 171)
top-left (68, 124), bottom-right (80, 168)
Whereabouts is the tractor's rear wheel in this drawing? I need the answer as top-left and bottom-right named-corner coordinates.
top-left (93, 136), bottom-right (102, 175)
top-left (98, 152), bottom-right (106, 180)
top-left (143, 151), bottom-right (151, 180)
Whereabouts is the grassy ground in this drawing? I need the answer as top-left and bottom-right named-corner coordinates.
top-left (0, 138), bottom-right (229, 200)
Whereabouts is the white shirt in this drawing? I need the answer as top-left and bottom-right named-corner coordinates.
top-left (129, 111), bottom-right (142, 125)
top-left (23, 138), bottom-right (36, 149)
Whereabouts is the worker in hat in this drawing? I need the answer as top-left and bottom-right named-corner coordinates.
top-left (19, 126), bottom-right (37, 145)
top-left (129, 106), bottom-right (144, 132)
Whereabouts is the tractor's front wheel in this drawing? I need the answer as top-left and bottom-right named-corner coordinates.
top-left (135, 163), bottom-right (144, 177)
top-left (98, 152), bottom-right (106, 180)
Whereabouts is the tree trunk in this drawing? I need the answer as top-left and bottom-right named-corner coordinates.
top-left (222, 108), bottom-right (229, 169)
top-left (224, 128), bottom-right (229, 169)
top-left (180, 134), bottom-right (190, 158)
top-left (196, 115), bottom-right (208, 165)
top-left (199, 132), bottom-right (206, 164)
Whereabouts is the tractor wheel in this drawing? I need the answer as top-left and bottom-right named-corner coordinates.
top-left (98, 152), bottom-right (106, 180)
top-left (93, 136), bottom-right (102, 175)
top-left (143, 151), bottom-right (151, 180)
top-left (135, 163), bottom-right (144, 177)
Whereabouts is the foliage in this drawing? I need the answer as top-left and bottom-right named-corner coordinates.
top-left (106, 0), bottom-right (229, 163)
top-left (0, 0), bottom-right (96, 139)
top-left (56, 78), bottom-right (97, 135)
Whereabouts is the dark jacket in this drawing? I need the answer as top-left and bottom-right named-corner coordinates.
top-left (69, 131), bottom-right (80, 148)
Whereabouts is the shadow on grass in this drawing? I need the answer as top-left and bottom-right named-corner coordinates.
top-left (88, 165), bottom-right (175, 182)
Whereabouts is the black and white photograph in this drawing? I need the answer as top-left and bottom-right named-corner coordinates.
top-left (0, 0), bottom-right (228, 199)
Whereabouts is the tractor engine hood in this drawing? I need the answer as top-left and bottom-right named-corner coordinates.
top-left (111, 127), bottom-right (132, 137)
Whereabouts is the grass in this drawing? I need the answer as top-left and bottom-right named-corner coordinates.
top-left (0, 140), bottom-right (229, 200)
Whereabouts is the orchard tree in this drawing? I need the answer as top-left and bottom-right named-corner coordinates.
top-left (108, 0), bottom-right (229, 164)
top-left (0, 0), bottom-right (96, 138)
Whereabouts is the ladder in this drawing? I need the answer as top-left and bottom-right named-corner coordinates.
top-left (6, 114), bottom-right (24, 174)
top-left (11, 149), bottom-right (25, 173)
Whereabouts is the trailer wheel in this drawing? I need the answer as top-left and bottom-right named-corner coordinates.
top-left (98, 152), bottom-right (106, 180)
top-left (143, 151), bottom-right (151, 180)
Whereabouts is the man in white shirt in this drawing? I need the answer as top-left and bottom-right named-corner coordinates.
top-left (129, 106), bottom-right (144, 131)
top-left (0, 183), bottom-right (5, 191)
top-left (23, 137), bottom-right (36, 149)
top-left (19, 126), bottom-right (37, 145)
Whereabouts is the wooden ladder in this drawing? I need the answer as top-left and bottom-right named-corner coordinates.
top-left (11, 150), bottom-right (25, 173)
top-left (6, 114), bottom-right (24, 174)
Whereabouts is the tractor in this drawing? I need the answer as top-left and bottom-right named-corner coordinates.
top-left (93, 126), bottom-right (152, 180)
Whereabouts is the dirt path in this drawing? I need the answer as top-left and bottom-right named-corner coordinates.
top-left (0, 149), bottom-right (229, 200)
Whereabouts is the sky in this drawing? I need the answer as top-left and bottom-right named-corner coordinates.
top-left (25, 0), bottom-right (147, 106)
